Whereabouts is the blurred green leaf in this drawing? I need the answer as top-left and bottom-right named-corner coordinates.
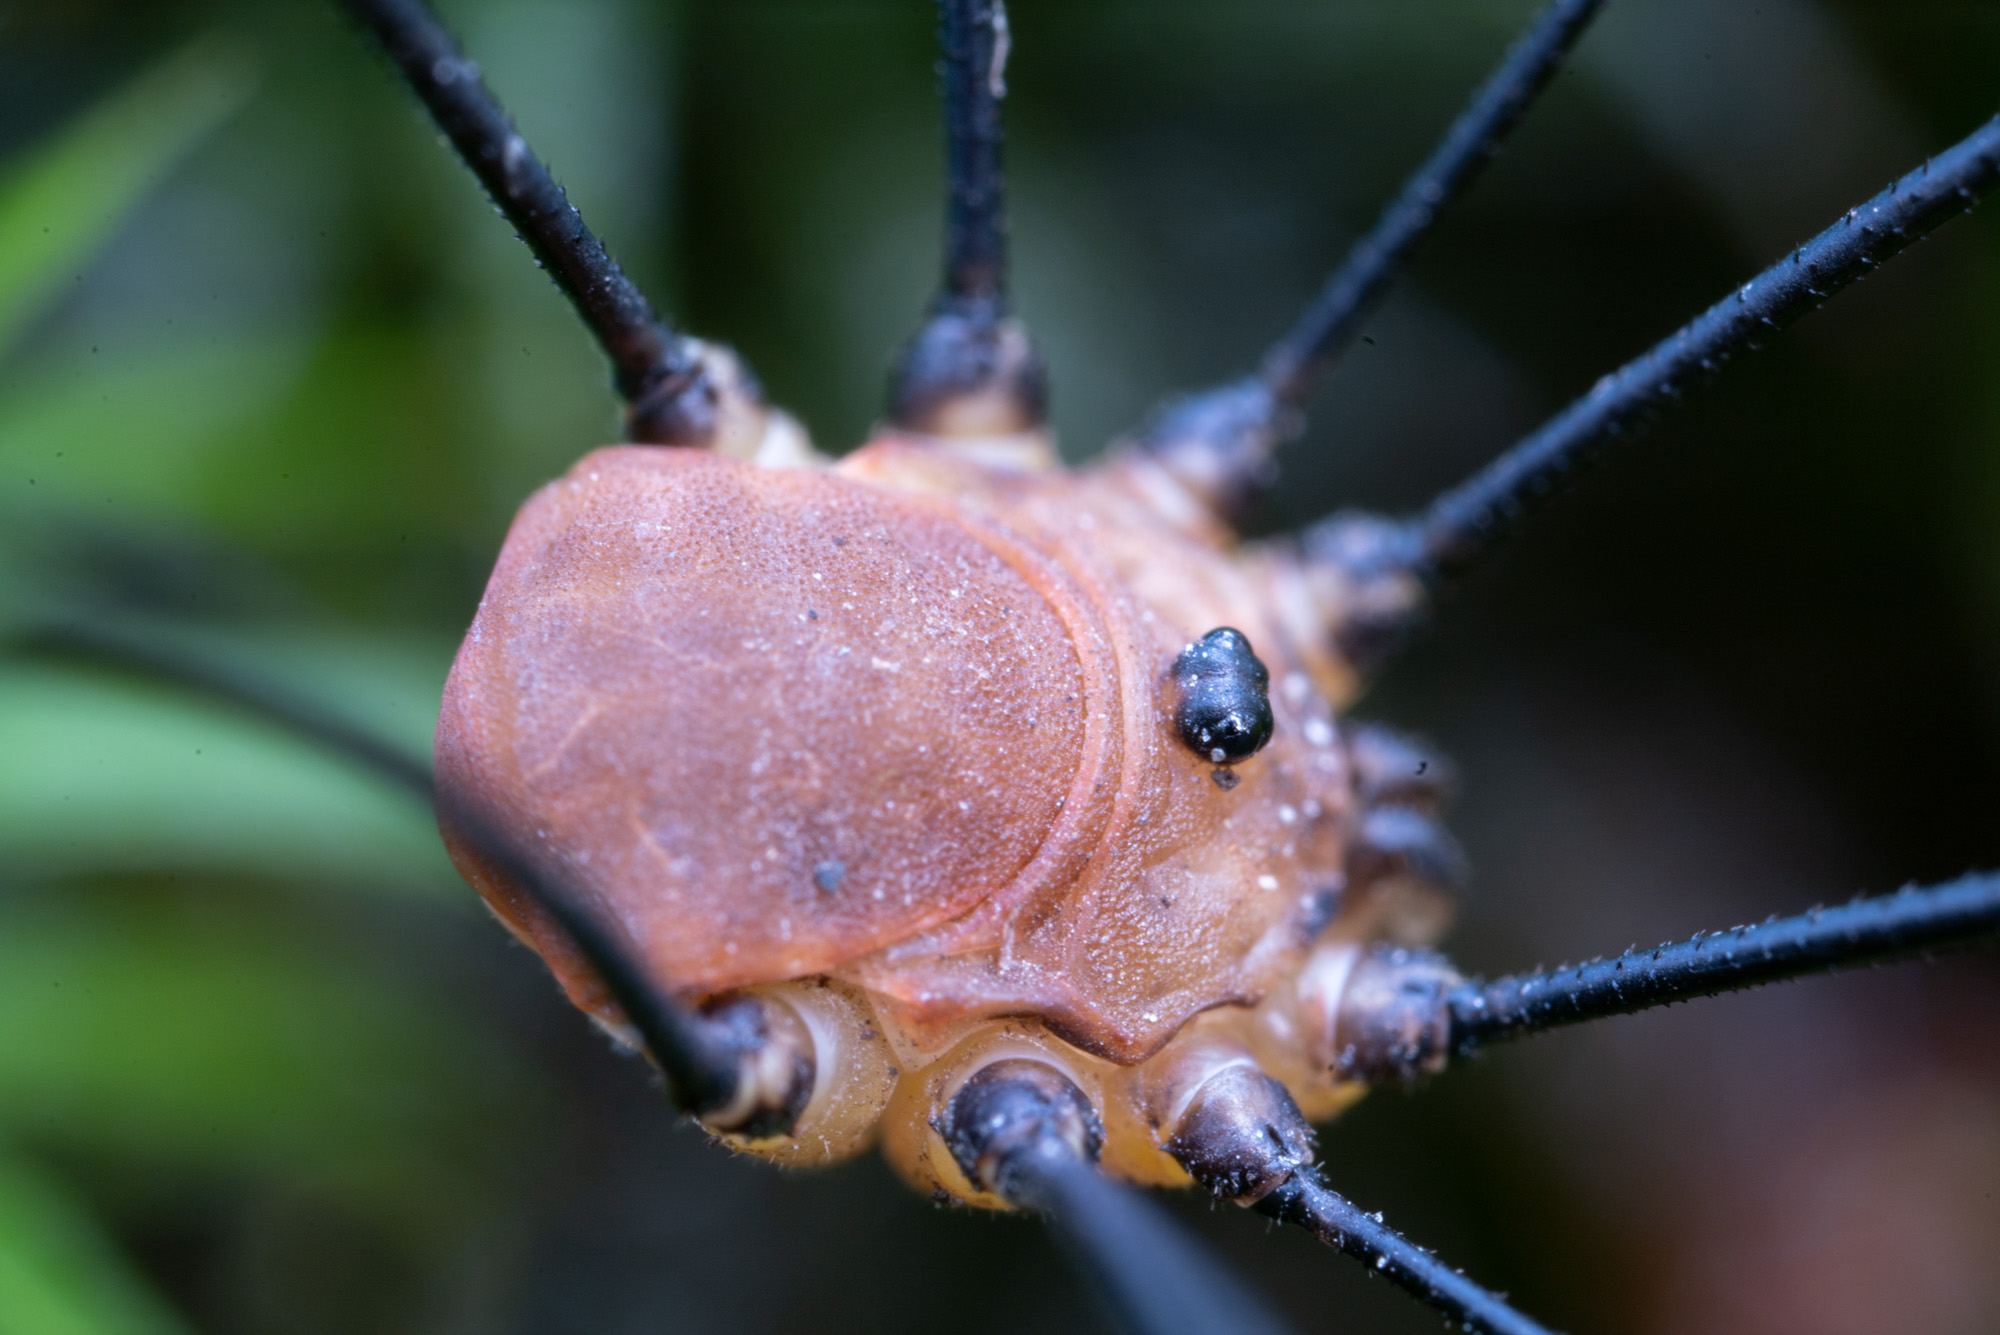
top-left (190, 325), bottom-right (481, 548)
top-left (0, 324), bottom-right (497, 552)
top-left (0, 662), bottom-right (452, 894)
top-left (0, 339), bottom-right (308, 524)
top-left (0, 37), bottom-right (258, 359)
top-left (0, 1152), bottom-right (188, 1335)
top-left (0, 904), bottom-right (527, 1235)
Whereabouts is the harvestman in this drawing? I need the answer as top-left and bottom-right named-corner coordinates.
top-left (62, 2), bottom-right (2000, 1333)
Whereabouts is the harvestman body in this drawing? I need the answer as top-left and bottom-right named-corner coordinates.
top-left (209, 1), bottom-right (2000, 1332)
top-left (437, 415), bottom-right (1437, 1185)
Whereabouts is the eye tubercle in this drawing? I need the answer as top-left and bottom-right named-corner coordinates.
top-left (1170, 627), bottom-right (1274, 766)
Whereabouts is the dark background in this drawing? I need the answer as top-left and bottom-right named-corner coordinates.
top-left (2, 1), bottom-right (1998, 1332)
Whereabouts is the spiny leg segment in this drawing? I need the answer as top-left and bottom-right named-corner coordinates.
top-left (1385, 113), bottom-right (2000, 582)
top-left (1322, 874), bottom-right (2000, 1084)
top-left (1134, 0), bottom-right (1607, 514)
top-left (341, 0), bottom-right (764, 446)
top-left (888, 0), bottom-right (1047, 436)
top-left (1444, 874), bottom-right (2000, 1052)
top-left (1252, 0), bottom-right (1606, 426)
top-left (1163, 1066), bottom-right (1556, 1335)
top-left (1258, 1175), bottom-right (1554, 1335)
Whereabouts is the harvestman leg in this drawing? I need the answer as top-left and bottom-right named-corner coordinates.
top-left (1343, 875), bottom-right (2000, 1081)
top-left (886, 0), bottom-right (1047, 436)
top-left (1132, 0), bottom-right (1607, 518)
top-left (326, 2), bottom-right (1300, 1332)
top-left (1379, 113), bottom-right (2000, 583)
top-left (342, 0), bottom-right (764, 446)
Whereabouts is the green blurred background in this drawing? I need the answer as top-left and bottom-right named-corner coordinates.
top-left (2, 1), bottom-right (1998, 1332)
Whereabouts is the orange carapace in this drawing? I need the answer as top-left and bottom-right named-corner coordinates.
top-left (436, 426), bottom-right (1447, 1195)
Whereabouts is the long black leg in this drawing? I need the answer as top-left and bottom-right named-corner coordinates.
top-left (889, 0), bottom-right (1047, 436)
top-left (1446, 872), bottom-right (2000, 1054)
top-left (1134, 0), bottom-right (1606, 512)
top-left (938, 0), bottom-right (1010, 312)
top-left (1380, 112), bottom-right (2000, 582)
top-left (1166, 1065), bottom-right (1556, 1335)
top-left (1260, 0), bottom-right (1604, 412)
top-left (1327, 875), bottom-right (2000, 1086)
top-left (340, 0), bottom-right (734, 445)
top-left (1259, 1177), bottom-right (1556, 1335)
top-left (940, 1062), bottom-right (1297, 1335)
top-left (14, 610), bottom-right (763, 1122)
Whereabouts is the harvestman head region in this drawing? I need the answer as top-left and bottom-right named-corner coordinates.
top-left (22, 1), bottom-right (2000, 1333)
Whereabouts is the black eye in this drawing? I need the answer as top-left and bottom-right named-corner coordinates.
top-left (1170, 627), bottom-right (1274, 765)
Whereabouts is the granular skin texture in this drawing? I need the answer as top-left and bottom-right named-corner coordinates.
top-left (438, 438), bottom-right (1358, 1063)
